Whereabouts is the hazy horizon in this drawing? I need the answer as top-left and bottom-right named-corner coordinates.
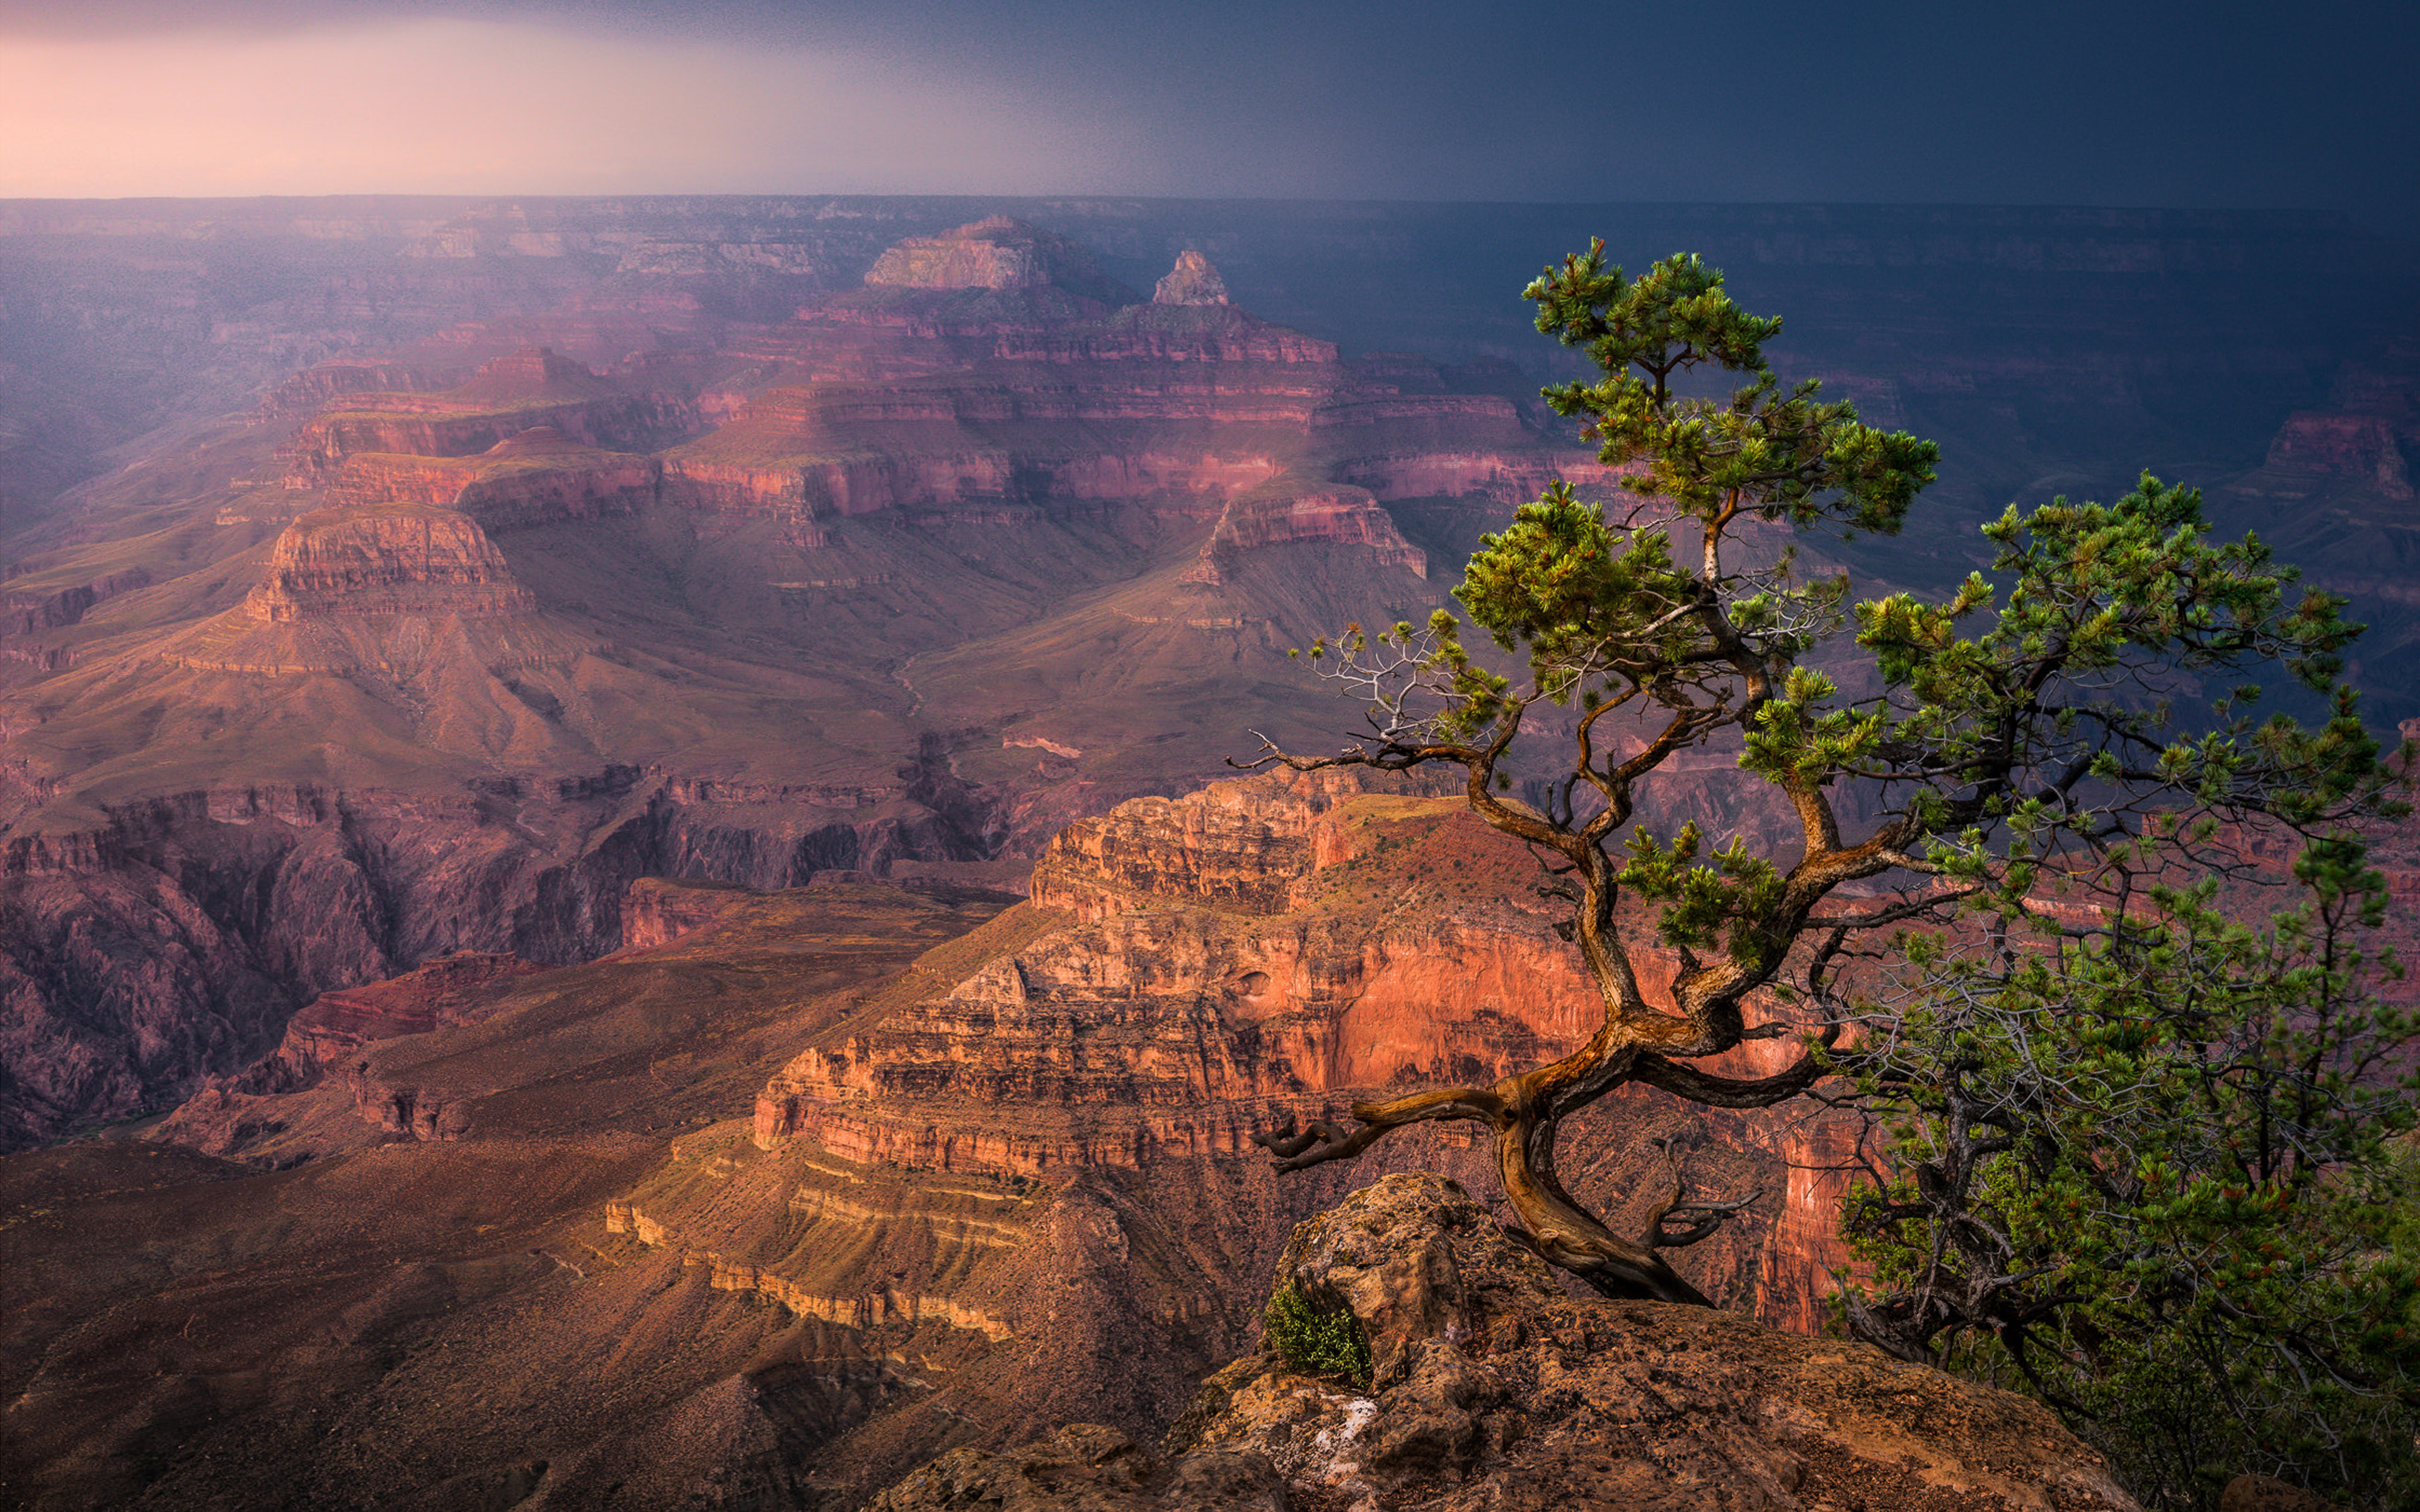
top-left (6, 0), bottom-right (2416, 238)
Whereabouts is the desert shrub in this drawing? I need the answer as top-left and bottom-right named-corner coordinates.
top-left (1264, 1283), bottom-right (1371, 1388)
top-left (1837, 837), bottom-right (2420, 1511)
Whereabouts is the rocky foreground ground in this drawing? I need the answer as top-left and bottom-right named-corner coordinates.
top-left (868, 1173), bottom-right (2140, 1512)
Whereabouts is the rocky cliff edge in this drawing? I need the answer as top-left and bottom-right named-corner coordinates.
top-left (868, 1172), bottom-right (2138, 1512)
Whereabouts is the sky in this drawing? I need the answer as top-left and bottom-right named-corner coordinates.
top-left (4, 0), bottom-right (2416, 236)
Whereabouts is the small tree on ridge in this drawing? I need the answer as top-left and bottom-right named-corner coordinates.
top-left (1236, 244), bottom-right (2392, 1310)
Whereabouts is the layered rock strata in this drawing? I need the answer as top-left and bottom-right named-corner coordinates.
top-left (329, 427), bottom-right (660, 529)
top-left (277, 347), bottom-right (698, 486)
top-left (0, 776), bottom-right (997, 1147)
top-left (244, 501), bottom-right (538, 622)
top-left (863, 215), bottom-right (1137, 306)
top-left (0, 571), bottom-right (152, 638)
top-left (4, 882), bottom-right (1025, 1510)
top-left (263, 951), bottom-right (538, 1069)
top-left (19, 195), bottom-right (2419, 1171)
top-left (2212, 346), bottom-right (2420, 723)
top-left (252, 358), bottom-right (449, 425)
top-left (754, 766), bottom-right (1855, 1329)
top-left (2260, 411), bottom-right (2413, 498)
top-left (658, 227), bottom-right (1567, 527)
top-left (154, 950), bottom-right (541, 1156)
top-left (1187, 481), bottom-right (1428, 582)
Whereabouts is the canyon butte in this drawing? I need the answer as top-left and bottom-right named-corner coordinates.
top-left (3, 197), bottom-right (2419, 1508)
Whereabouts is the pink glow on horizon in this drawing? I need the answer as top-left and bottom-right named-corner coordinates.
top-left (0, 18), bottom-right (1111, 197)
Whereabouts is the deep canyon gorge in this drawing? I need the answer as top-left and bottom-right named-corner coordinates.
top-left (4, 195), bottom-right (2419, 1509)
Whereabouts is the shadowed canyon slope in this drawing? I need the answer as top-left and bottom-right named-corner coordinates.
top-left (1, 195), bottom-right (2415, 1154)
top-left (8, 769), bottom-right (1864, 1510)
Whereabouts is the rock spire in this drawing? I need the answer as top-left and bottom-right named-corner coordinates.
top-left (1153, 249), bottom-right (1231, 306)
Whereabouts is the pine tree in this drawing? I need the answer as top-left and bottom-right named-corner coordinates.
top-left (1240, 244), bottom-right (2397, 1326)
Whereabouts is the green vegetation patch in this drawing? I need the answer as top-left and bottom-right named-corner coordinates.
top-left (1264, 1283), bottom-right (1371, 1389)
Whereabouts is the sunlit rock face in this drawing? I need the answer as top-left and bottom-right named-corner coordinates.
top-left (755, 765), bottom-right (1855, 1332)
top-left (328, 428), bottom-right (660, 530)
top-left (0, 209), bottom-right (1582, 1150)
top-left (9, 195), bottom-right (2416, 1172)
top-left (245, 503), bottom-right (537, 622)
top-left (253, 359), bottom-right (446, 425)
top-left (862, 215), bottom-right (1136, 303)
top-left (0, 779), bottom-right (2135, 1506)
top-left (1154, 249), bottom-right (1233, 307)
top-left (3, 193), bottom-right (2415, 1512)
top-left (660, 228), bottom-right (1552, 527)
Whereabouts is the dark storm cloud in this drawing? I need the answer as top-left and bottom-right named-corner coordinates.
top-left (6, 0), bottom-right (2414, 234)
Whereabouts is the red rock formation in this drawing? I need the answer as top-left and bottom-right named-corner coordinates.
top-left (403, 295), bottom-right (729, 372)
top-left (25, 197), bottom-right (2417, 1181)
top-left (1188, 482), bottom-right (1427, 581)
top-left (2262, 410), bottom-right (2413, 498)
top-left (661, 278), bottom-right (1566, 540)
top-left (154, 870), bottom-right (910, 1159)
top-left (253, 359), bottom-right (449, 425)
top-left (151, 949), bottom-right (543, 1150)
top-left (863, 216), bottom-right (1134, 305)
top-left (245, 502), bottom-right (538, 622)
top-left (659, 381), bottom-right (1314, 520)
top-left (2332, 345), bottom-right (2420, 434)
top-left (1025, 767), bottom-right (1365, 919)
top-left (277, 347), bottom-right (698, 486)
top-left (994, 303), bottom-right (1341, 365)
top-left (1154, 249), bottom-right (1232, 307)
top-left (153, 949), bottom-right (540, 1151)
top-left (9, 878), bottom-right (1115, 1510)
top-left (638, 218), bottom-right (1583, 541)
top-left (330, 428), bottom-right (660, 529)
top-left (0, 766), bottom-right (1009, 1148)
top-left (0, 570), bottom-right (151, 638)
top-left (618, 876), bottom-right (764, 951)
top-left (281, 951), bottom-right (538, 1061)
top-left (752, 767), bottom-right (1858, 1330)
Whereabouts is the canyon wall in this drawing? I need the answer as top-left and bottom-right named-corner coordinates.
top-left (0, 771), bottom-right (1000, 1147)
top-left (4, 190), bottom-right (2415, 1511)
top-left (4, 759), bottom-right (2300, 1507)
top-left (329, 428), bottom-right (660, 529)
top-left (276, 348), bottom-right (700, 486)
top-left (246, 503), bottom-right (539, 622)
top-left (0, 222), bottom-right (1587, 1147)
top-left (752, 767), bottom-right (1853, 1332)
